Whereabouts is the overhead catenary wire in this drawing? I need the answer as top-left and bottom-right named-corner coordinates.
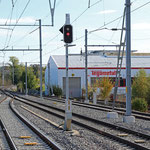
top-left (2, 0), bottom-right (150, 64)
top-left (41, 0), bottom-right (150, 62)
top-left (89, 0), bottom-right (150, 33)
top-left (3, 7), bottom-right (14, 49)
top-left (44, 0), bottom-right (103, 46)
top-left (72, 0), bottom-right (102, 24)
top-left (4, 0), bottom-right (31, 49)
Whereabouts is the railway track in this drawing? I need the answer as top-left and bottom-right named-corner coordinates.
top-left (7, 92), bottom-right (150, 150)
top-left (42, 96), bottom-right (150, 120)
top-left (5, 90), bottom-right (150, 120)
top-left (0, 118), bottom-right (16, 150)
top-left (0, 95), bottom-right (61, 150)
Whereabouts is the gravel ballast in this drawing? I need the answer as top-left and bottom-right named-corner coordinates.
top-left (14, 100), bottom-right (143, 150)
top-left (0, 98), bottom-right (52, 150)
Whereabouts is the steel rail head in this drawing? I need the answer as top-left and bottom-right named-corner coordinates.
top-left (9, 100), bottom-right (62, 150)
top-left (0, 118), bottom-right (18, 150)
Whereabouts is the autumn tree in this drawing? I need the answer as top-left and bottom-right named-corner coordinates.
top-left (100, 77), bottom-right (113, 104)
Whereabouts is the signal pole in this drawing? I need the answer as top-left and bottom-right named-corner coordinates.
top-left (64, 14), bottom-right (72, 131)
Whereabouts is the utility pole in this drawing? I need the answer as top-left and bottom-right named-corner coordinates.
top-left (48, 0), bottom-right (56, 26)
top-left (39, 19), bottom-right (43, 99)
top-left (2, 61), bottom-right (4, 86)
top-left (85, 29), bottom-right (89, 103)
top-left (0, 22), bottom-right (50, 95)
top-left (12, 66), bottom-right (14, 85)
top-left (25, 62), bottom-right (27, 95)
top-left (123, 0), bottom-right (135, 123)
top-left (48, 62), bottom-right (50, 96)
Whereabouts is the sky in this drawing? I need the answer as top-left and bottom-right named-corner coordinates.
top-left (0, 0), bottom-right (150, 66)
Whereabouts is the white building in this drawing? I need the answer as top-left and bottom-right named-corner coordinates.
top-left (45, 55), bottom-right (150, 97)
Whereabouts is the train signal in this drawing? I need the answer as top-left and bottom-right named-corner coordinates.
top-left (63, 25), bottom-right (73, 43)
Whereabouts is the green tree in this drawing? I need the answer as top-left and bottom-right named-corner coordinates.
top-left (9, 56), bottom-right (24, 85)
top-left (20, 67), bottom-right (38, 90)
top-left (146, 75), bottom-right (150, 105)
top-left (9, 56), bottom-right (19, 66)
top-left (30, 64), bottom-right (40, 78)
top-left (132, 69), bottom-right (148, 100)
top-left (132, 98), bottom-right (148, 112)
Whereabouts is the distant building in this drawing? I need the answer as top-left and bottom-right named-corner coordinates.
top-left (45, 55), bottom-right (150, 97)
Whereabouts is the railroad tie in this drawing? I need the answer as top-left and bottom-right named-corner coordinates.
top-left (117, 133), bottom-right (128, 137)
top-left (19, 136), bottom-right (31, 139)
top-left (134, 140), bottom-right (146, 143)
top-left (24, 142), bottom-right (38, 146)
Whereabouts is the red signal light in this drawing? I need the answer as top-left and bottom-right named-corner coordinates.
top-left (63, 25), bottom-right (73, 43)
top-left (66, 32), bottom-right (70, 36)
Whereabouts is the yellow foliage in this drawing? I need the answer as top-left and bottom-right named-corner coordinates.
top-left (99, 77), bottom-right (113, 100)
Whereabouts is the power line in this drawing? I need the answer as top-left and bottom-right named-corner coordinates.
top-left (43, 0), bottom-right (150, 60)
top-left (132, 1), bottom-right (150, 13)
top-left (89, 0), bottom-right (150, 33)
top-left (3, 7), bottom-right (14, 49)
top-left (72, 0), bottom-right (102, 24)
top-left (44, 0), bottom-right (103, 46)
top-left (4, 0), bottom-right (31, 49)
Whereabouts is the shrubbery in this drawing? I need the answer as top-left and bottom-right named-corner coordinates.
top-left (132, 98), bottom-right (148, 112)
top-left (53, 85), bottom-right (62, 97)
top-left (132, 69), bottom-right (150, 106)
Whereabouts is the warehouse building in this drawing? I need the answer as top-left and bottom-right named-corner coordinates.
top-left (45, 55), bottom-right (150, 97)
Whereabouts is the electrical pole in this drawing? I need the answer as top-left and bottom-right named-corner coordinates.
top-left (0, 22), bottom-right (50, 94)
top-left (123, 0), bottom-right (135, 123)
top-left (85, 29), bottom-right (89, 103)
top-left (39, 19), bottom-right (43, 99)
top-left (48, 62), bottom-right (50, 96)
top-left (25, 62), bottom-right (27, 95)
top-left (12, 66), bottom-right (14, 85)
top-left (2, 61), bottom-right (4, 86)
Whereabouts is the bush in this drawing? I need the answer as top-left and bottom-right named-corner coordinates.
top-left (100, 77), bottom-right (113, 100)
top-left (53, 85), bottom-right (62, 97)
top-left (132, 98), bottom-right (148, 112)
top-left (132, 70), bottom-right (148, 99)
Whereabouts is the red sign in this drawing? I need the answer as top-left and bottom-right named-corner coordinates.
top-left (91, 70), bottom-right (116, 77)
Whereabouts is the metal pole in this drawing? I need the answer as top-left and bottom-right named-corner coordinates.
top-left (126, 0), bottom-right (131, 116)
top-left (66, 44), bottom-right (69, 106)
top-left (2, 61), bottom-right (4, 86)
top-left (64, 14), bottom-right (72, 131)
top-left (85, 29), bottom-right (89, 103)
top-left (25, 62), bottom-right (27, 95)
top-left (48, 62), bottom-right (50, 96)
top-left (12, 66), bottom-right (14, 85)
top-left (39, 19), bottom-right (43, 98)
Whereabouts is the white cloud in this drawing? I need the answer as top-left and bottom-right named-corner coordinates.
top-left (96, 10), bottom-right (117, 15)
top-left (132, 23), bottom-right (150, 30)
top-left (0, 17), bottom-right (36, 24)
